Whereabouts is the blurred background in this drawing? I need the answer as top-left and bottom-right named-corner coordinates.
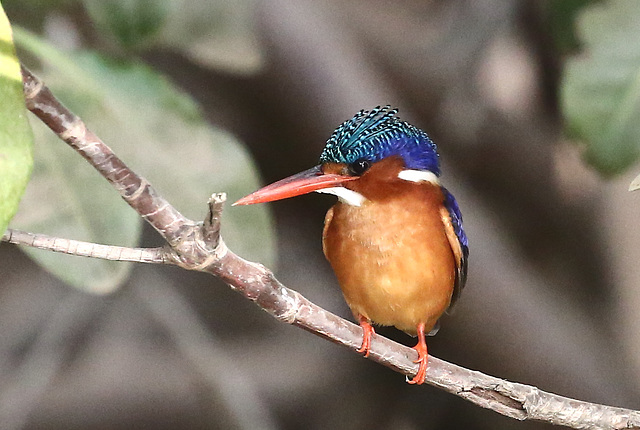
top-left (2, 0), bottom-right (640, 429)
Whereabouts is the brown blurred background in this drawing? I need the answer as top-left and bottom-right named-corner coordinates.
top-left (2, 0), bottom-right (640, 429)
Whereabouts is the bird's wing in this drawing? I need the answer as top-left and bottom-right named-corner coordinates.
top-left (439, 187), bottom-right (469, 308)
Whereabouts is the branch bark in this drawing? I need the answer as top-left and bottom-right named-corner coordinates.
top-left (2, 228), bottom-right (169, 263)
top-left (5, 65), bottom-right (640, 430)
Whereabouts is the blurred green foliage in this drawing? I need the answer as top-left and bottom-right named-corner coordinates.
top-left (2, 2), bottom-right (273, 293)
top-left (546, 0), bottom-right (596, 54)
top-left (83, 0), bottom-right (171, 49)
top-left (562, 0), bottom-right (640, 176)
top-left (4, 0), bottom-right (264, 74)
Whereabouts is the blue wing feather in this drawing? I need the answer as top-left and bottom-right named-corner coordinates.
top-left (441, 187), bottom-right (468, 307)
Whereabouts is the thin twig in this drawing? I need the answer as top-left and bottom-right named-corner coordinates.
top-left (202, 193), bottom-right (226, 248)
top-left (6, 65), bottom-right (640, 430)
top-left (2, 228), bottom-right (170, 263)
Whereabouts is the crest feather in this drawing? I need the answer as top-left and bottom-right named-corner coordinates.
top-left (320, 106), bottom-right (440, 174)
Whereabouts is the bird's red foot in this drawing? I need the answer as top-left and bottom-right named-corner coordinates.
top-left (356, 316), bottom-right (375, 358)
top-left (408, 322), bottom-right (428, 385)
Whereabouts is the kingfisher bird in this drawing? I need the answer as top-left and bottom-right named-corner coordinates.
top-left (234, 106), bottom-right (468, 385)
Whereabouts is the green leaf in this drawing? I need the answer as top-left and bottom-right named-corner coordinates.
top-left (82, 0), bottom-right (263, 75)
top-left (13, 28), bottom-right (274, 292)
top-left (83, 0), bottom-right (171, 49)
top-left (562, 0), bottom-right (640, 176)
top-left (0, 6), bottom-right (33, 236)
top-left (546, 0), bottom-right (595, 54)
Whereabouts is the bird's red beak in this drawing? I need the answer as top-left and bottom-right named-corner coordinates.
top-left (233, 165), bottom-right (357, 206)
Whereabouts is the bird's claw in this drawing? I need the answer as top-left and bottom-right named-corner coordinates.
top-left (357, 317), bottom-right (375, 358)
top-left (407, 322), bottom-right (428, 385)
top-left (407, 350), bottom-right (428, 384)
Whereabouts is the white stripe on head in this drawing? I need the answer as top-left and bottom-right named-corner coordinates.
top-left (398, 169), bottom-right (440, 184)
top-left (315, 187), bottom-right (366, 207)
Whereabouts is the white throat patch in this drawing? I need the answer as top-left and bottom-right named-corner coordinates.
top-left (315, 187), bottom-right (366, 207)
top-left (397, 169), bottom-right (440, 184)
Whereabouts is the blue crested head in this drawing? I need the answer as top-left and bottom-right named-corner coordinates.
top-left (319, 106), bottom-right (440, 175)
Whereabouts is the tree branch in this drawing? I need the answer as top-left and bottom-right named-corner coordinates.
top-left (2, 228), bottom-right (170, 263)
top-left (6, 65), bottom-right (640, 430)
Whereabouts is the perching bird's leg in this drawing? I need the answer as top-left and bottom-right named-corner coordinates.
top-left (356, 315), bottom-right (375, 358)
top-left (408, 322), bottom-right (428, 385)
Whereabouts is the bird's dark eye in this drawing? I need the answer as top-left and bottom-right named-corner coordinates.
top-left (348, 159), bottom-right (371, 176)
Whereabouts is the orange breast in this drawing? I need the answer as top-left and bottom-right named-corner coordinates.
top-left (322, 169), bottom-right (456, 336)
